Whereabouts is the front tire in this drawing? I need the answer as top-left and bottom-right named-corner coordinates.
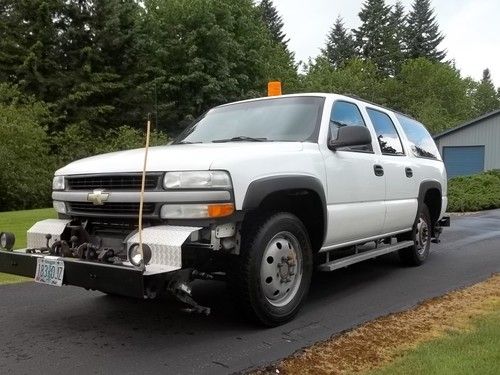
top-left (399, 204), bottom-right (432, 266)
top-left (228, 212), bottom-right (313, 326)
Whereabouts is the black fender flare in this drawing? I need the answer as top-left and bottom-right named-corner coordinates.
top-left (242, 175), bottom-right (328, 243)
top-left (416, 180), bottom-right (442, 227)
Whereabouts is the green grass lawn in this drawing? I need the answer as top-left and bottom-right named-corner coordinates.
top-left (0, 208), bottom-right (56, 284)
top-left (369, 307), bottom-right (500, 375)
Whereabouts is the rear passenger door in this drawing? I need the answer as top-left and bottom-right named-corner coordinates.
top-left (366, 108), bottom-right (417, 233)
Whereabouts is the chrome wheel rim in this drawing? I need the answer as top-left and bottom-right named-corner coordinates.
top-left (260, 231), bottom-right (303, 307)
top-left (416, 217), bottom-right (429, 255)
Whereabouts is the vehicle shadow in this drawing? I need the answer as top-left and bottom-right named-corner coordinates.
top-left (44, 253), bottom-right (405, 350)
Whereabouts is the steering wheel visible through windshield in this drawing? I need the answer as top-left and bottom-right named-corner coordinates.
top-left (174, 96), bottom-right (325, 144)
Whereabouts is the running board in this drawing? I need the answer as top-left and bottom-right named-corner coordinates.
top-left (318, 240), bottom-right (414, 272)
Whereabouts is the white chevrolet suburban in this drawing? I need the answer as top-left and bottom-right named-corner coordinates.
top-left (0, 93), bottom-right (450, 326)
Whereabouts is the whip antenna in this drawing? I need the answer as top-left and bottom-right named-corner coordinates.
top-left (138, 113), bottom-right (152, 271)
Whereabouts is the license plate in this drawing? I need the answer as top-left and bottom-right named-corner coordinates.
top-left (35, 257), bottom-right (64, 287)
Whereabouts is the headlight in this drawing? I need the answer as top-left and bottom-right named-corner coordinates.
top-left (0, 232), bottom-right (15, 251)
top-left (53, 201), bottom-right (67, 214)
top-left (160, 203), bottom-right (235, 219)
top-left (127, 243), bottom-right (152, 267)
top-left (52, 176), bottom-right (65, 190)
top-left (163, 171), bottom-right (231, 189)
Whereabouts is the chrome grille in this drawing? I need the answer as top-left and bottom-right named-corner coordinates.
top-left (66, 174), bottom-right (161, 191)
top-left (69, 202), bottom-right (156, 216)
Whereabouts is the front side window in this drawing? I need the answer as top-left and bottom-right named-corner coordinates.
top-left (330, 101), bottom-right (372, 152)
top-left (367, 108), bottom-right (404, 155)
top-left (396, 114), bottom-right (441, 160)
top-left (174, 96), bottom-right (325, 144)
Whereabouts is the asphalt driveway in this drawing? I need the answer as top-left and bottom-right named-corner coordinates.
top-left (1, 210), bottom-right (499, 374)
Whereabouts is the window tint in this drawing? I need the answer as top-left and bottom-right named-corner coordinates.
top-left (330, 101), bottom-right (372, 151)
top-left (396, 114), bottom-right (441, 160)
top-left (330, 101), bottom-right (365, 128)
top-left (175, 96), bottom-right (325, 144)
top-left (367, 109), bottom-right (404, 155)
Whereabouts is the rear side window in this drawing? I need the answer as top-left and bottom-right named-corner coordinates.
top-left (396, 114), bottom-right (441, 160)
top-left (366, 108), bottom-right (404, 155)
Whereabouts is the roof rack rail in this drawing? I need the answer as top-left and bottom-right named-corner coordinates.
top-left (343, 93), bottom-right (416, 120)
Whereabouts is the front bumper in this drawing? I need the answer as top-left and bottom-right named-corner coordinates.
top-left (0, 250), bottom-right (149, 298)
top-left (1, 219), bottom-right (205, 298)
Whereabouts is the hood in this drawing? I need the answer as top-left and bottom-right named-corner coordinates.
top-left (55, 142), bottom-right (304, 176)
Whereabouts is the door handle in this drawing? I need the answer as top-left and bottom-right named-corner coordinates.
top-left (405, 167), bottom-right (413, 178)
top-left (373, 164), bottom-right (384, 177)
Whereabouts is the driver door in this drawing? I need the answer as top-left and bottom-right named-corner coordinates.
top-left (321, 100), bottom-right (386, 248)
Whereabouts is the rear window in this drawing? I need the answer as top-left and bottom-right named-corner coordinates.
top-left (396, 114), bottom-right (441, 160)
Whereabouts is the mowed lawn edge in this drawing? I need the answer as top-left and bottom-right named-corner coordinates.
top-left (255, 274), bottom-right (500, 375)
top-left (368, 305), bottom-right (500, 375)
top-left (0, 208), bottom-right (56, 284)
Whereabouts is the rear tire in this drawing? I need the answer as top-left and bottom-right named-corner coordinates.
top-left (228, 212), bottom-right (313, 326)
top-left (399, 204), bottom-right (432, 266)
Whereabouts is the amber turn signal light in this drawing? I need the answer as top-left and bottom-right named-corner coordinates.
top-left (208, 203), bottom-right (235, 218)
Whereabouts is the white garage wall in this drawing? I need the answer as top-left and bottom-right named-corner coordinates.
top-left (435, 113), bottom-right (500, 171)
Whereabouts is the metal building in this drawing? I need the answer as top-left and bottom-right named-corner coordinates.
top-left (434, 109), bottom-right (500, 178)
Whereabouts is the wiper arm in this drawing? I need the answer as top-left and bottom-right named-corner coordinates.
top-left (212, 136), bottom-right (268, 143)
top-left (330, 120), bottom-right (350, 127)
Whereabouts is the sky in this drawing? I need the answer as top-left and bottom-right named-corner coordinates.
top-left (272, 0), bottom-right (500, 86)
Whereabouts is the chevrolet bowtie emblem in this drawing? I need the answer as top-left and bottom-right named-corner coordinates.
top-left (87, 189), bottom-right (109, 206)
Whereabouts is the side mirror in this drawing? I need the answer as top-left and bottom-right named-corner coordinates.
top-left (328, 126), bottom-right (372, 151)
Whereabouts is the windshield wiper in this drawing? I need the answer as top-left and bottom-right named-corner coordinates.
top-left (330, 120), bottom-right (350, 127)
top-left (212, 136), bottom-right (269, 143)
top-left (176, 141), bottom-right (202, 144)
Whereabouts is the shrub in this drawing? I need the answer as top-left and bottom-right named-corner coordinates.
top-left (0, 84), bottom-right (54, 211)
top-left (0, 82), bottom-right (170, 211)
top-left (447, 170), bottom-right (500, 212)
top-left (52, 124), bottom-right (170, 168)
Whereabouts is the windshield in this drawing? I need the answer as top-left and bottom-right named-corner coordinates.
top-left (174, 96), bottom-right (325, 144)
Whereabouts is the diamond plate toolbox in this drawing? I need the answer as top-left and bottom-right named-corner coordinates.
top-left (27, 219), bottom-right (72, 249)
top-left (126, 226), bottom-right (201, 270)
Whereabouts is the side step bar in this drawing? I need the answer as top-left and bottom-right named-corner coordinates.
top-left (318, 240), bottom-right (414, 272)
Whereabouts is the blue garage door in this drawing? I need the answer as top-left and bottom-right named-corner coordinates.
top-left (442, 146), bottom-right (485, 178)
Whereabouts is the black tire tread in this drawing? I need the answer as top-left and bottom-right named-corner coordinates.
top-left (228, 211), bottom-right (311, 326)
top-left (399, 204), bottom-right (431, 266)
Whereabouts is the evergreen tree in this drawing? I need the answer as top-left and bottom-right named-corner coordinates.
top-left (258, 0), bottom-right (289, 49)
top-left (322, 16), bottom-right (356, 69)
top-left (406, 0), bottom-right (446, 61)
top-left (472, 68), bottom-right (500, 115)
top-left (56, 0), bottom-right (142, 130)
top-left (389, 1), bottom-right (406, 73)
top-left (0, 0), bottom-right (65, 104)
top-left (354, 0), bottom-right (400, 76)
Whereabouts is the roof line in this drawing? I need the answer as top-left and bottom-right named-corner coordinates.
top-left (342, 93), bottom-right (415, 119)
top-left (434, 109), bottom-right (500, 139)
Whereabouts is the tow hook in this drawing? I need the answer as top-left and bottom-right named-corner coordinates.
top-left (167, 269), bottom-right (212, 316)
